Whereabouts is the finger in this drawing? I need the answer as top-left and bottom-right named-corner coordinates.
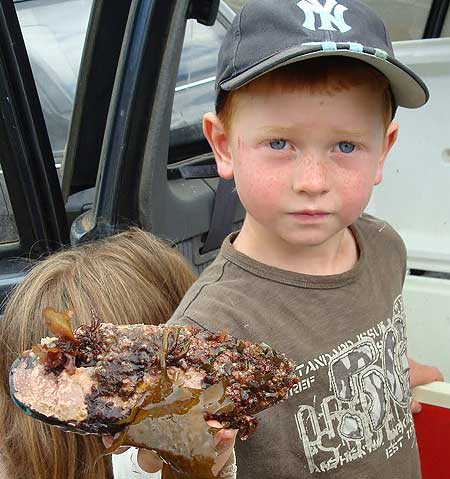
top-left (409, 359), bottom-right (444, 388)
top-left (207, 419), bottom-right (224, 429)
top-left (212, 447), bottom-right (236, 477)
top-left (214, 428), bottom-right (238, 451)
top-left (206, 419), bottom-right (237, 450)
top-left (137, 449), bottom-right (164, 473)
top-left (411, 399), bottom-right (422, 414)
top-left (422, 366), bottom-right (443, 383)
top-left (102, 435), bottom-right (130, 454)
top-left (102, 435), bottom-right (114, 448)
top-left (434, 368), bottom-right (444, 382)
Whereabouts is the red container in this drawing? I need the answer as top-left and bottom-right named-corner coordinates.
top-left (414, 403), bottom-right (450, 478)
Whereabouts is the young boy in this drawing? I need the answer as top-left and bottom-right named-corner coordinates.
top-left (139, 0), bottom-right (443, 477)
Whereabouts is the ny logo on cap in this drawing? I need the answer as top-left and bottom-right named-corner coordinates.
top-left (297, 0), bottom-right (351, 33)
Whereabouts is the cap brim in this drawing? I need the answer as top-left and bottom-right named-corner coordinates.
top-left (219, 45), bottom-right (429, 109)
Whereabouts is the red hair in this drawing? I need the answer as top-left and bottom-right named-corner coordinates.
top-left (217, 57), bottom-right (393, 133)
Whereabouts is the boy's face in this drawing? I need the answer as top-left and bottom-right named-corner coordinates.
top-left (204, 83), bottom-right (398, 254)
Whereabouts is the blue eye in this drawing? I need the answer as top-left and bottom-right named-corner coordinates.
top-left (269, 139), bottom-right (287, 150)
top-left (338, 142), bottom-right (355, 154)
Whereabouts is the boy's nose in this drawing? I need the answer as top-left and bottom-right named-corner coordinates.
top-left (292, 154), bottom-right (330, 196)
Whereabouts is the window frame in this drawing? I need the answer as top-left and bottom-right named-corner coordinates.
top-left (0, 0), bottom-right (68, 260)
top-left (423, 0), bottom-right (450, 38)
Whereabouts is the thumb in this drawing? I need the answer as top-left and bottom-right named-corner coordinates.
top-left (137, 449), bottom-right (164, 473)
top-left (411, 399), bottom-right (422, 414)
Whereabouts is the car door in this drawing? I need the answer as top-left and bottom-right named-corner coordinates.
top-left (0, 0), bottom-right (231, 307)
top-left (0, 0), bottom-right (235, 311)
top-left (0, 0), bottom-right (69, 305)
top-left (67, 0), bottom-right (240, 275)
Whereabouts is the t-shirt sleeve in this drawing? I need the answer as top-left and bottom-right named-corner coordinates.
top-left (360, 213), bottom-right (408, 284)
top-left (165, 260), bottom-right (260, 340)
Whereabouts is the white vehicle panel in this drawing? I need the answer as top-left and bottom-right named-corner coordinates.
top-left (367, 38), bottom-right (450, 273)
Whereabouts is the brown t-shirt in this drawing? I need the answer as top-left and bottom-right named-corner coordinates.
top-left (168, 215), bottom-right (421, 478)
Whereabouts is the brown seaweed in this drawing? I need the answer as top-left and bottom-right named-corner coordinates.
top-left (10, 312), bottom-right (298, 478)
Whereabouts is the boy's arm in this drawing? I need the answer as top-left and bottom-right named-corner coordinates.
top-left (409, 357), bottom-right (444, 413)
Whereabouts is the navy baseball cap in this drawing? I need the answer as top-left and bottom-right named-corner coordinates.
top-left (216, 0), bottom-right (429, 108)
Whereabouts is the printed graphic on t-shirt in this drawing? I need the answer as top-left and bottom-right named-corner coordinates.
top-left (291, 295), bottom-right (415, 473)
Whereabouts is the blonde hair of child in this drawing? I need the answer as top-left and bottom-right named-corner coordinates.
top-left (0, 228), bottom-right (196, 479)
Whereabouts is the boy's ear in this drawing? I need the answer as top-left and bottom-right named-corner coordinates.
top-left (202, 112), bottom-right (234, 179)
top-left (374, 121), bottom-right (399, 185)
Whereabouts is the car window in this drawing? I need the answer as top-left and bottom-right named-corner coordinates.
top-left (170, 18), bottom-right (226, 162)
top-left (442, 8), bottom-right (450, 37)
top-left (359, 0), bottom-right (433, 41)
top-left (226, 0), bottom-right (245, 13)
top-left (0, 165), bottom-right (19, 245)
top-left (14, 0), bottom-right (94, 170)
top-left (14, 0), bottom-right (227, 169)
top-left (226, 0), bottom-right (434, 41)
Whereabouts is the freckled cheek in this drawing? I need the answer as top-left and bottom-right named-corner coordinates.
top-left (234, 167), bottom-right (285, 216)
top-left (231, 143), bottom-right (286, 210)
top-left (338, 171), bottom-right (375, 218)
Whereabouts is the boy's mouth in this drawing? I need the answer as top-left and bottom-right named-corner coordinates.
top-left (290, 210), bottom-right (330, 220)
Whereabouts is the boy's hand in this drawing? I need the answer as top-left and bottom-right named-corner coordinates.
top-left (103, 419), bottom-right (237, 477)
top-left (102, 435), bottom-right (164, 471)
top-left (208, 420), bottom-right (238, 477)
top-left (409, 357), bottom-right (444, 414)
top-left (136, 449), bottom-right (163, 473)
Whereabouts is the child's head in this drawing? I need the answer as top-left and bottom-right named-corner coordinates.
top-left (203, 0), bottom-right (428, 254)
top-left (0, 228), bottom-right (195, 479)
